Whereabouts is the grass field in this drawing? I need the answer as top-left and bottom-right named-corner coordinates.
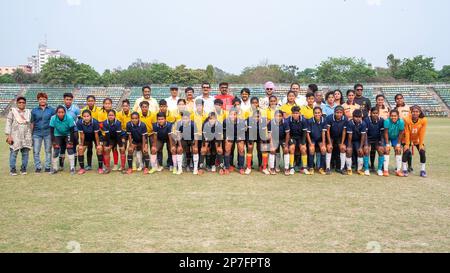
top-left (0, 118), bottom-right (449, 253)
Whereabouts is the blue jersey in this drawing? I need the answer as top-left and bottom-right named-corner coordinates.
top-left (346, 120), bottom-right (368, 142)
top-left (153, 122), bottom-right (173, 141)
top-left (286, 116), bottom-right (308, 140)
top-left (308, 117), bottom-right (327, 143)
top-left (365, 117), bottom-right (384, 142)
top-left (64, 104), bottom-right (81, 122)
top-left (126, 121), bottom-right (147, 143)
top-left (103, 119), bottom-right (124, 139)
top-left (76, 119), bottom-right (100, 138)
top-left (326, 115), bottom-right (348, 140)
top-left (268, 119), bottom-right (290, 143)
top-left (384, 118), bottom-right (405, 140)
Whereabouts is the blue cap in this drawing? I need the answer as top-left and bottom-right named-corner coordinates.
top-left (169, 84), bottom-right (179, 90)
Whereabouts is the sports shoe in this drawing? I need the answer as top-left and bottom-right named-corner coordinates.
top-left (126, 168), bottom-right (133, 175)
top-left (357, 170), bottom-right (365, 176)
top-left (325, 168), bottom-right (331, 175)
top-left (70, 168), bottom-right (76, 175)
top-left (403, 170), bottom-right (409, 177)
top-left (383, 170), bottom-right (389, 177)
top-left (219, 169), bottom-right (225, 175)
top-left (319, 168), bottom-right (326, 175)
top-left (337, 169), bottom-right (344, 175)
top-left (50, 169), bottom-right (58, 175)
top-left (420, 170), bottom-right (427, 178)
top-left (239, 169), bottom-right (245, 175)
top-left (346, 169), bottom-right (353, 176)
top-left (224, 169), bottom-right (230, 175)
top-left (193, 169), bottom-right (198, 175)
top-left (229, 166), bottom-right (235, 172)
top-left (118, 166), bottom-right (123, 172)
top-left (299, 168), bottom-right (305, 174)
top-left (289, 168), bottom-right (295, 176)
top-left (262, 168), bottom-right (270, 175)
top-left (85, 166), bottom-right (92, 171)
top-left (364, 170), bottom-right (371, 176)
top-left (78, 169), bottom-right (86, 175)
top-left (176, 169), bottom-right (183, 175)
top-left (45, 168), bottom-right (51, 173)
top-left (20, 169), bottom-right (27, 175)
top-left (198, 169), bottom-right (205, 175)
top-left (304, 169), bottom-right (311, 175)
top-left (103, 169), bottom-right (111, 174)
top-left (172, 168), bottom-right (178, 175)
top-left (137, 167), bottom-right (143, 172)
top-left (395, 170), bottom-right (404, 177)
top-left (98, 168), bottom-right (104, 174)
top-left (169, 166), bottom-right (173, 172)
top-left (211, 166), bottom-right (217, 173)
top-left (149, 168), bottom-right (157, 174)
top-left (35, 168), bottom-right (42, 173)
top-left (156, 166), bottom-right (164, 172)
top-left (143, 168), bottom-right (149, 175)
top-left (308, 168), bottom-right (315, 175)
top-left (275, 167), bottom-right (281, 173)
top-left (269, 169), bottom-right (277, 175)
top-left (245, 168), bottom-right (252, 175)
top-left (409, 166), bottom-right (414, 173)
top-left (10, 169), bottom-right (18, 176)
top-left (377, 170), bottom-right (383, 176)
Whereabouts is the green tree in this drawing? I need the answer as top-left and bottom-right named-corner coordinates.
top-left (438, 65), bottom-right (450, 82)
top-left (0, 74), bottom-right (15, 84)
top-left (397, 55), bottom-right (438, 84)
top-left (206, 65), bottom-right (215, 83)
top-left (74, 63), bottom-right (101, 85)
top-left (40, 57), bottom-right (79, 85)
top-left (387, 54), bottom-right (401, 78)
top-left (315, 57), bottom-right (376, 83)
top-left (297, 68), bottom-right (317, 83)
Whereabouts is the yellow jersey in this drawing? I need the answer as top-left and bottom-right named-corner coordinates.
top-left (191, 111), bottom-right (208, 132)
top-left (80, 105), bottom-right (101, 120)
top-left (117, 110), bottom-right (132, 131)
top-left (300, 105), bottom-right (314, 120)
top-left (152, 110), bottom-right (176, 123)
top-left (139, 112), bottom-right (155, 134)
top-left (280, 103), bottom-right (298, 117)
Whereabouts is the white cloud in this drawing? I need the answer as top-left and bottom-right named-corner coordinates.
top-left (367, 0), bottom-right (382, 6)
top-left (66, 0), bottom-right (81, 6)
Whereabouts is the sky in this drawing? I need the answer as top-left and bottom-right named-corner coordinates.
top-left (1, 0), bottom-right (449, 74)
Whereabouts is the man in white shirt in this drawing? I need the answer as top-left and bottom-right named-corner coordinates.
top-left (133, 85), bottom-right (159, 113)
top-left (240, 88), bottom-right (252, 113)
top-left (279, 83), bottom-right (306, 107)
top-left (195, 82), bottom-right (215, 114)
top-left (260, 81), bottom-right (276, 110)
top-left (165, 84), bottom-right (180, 112)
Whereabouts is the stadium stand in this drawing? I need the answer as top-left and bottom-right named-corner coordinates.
top-left (381, 86), bottom-right (446, 117)
top-left (0, 85), bottom-right (21, 114)
top-left (23, 85), bottom-right (75, 109)
top-left (74, 86), bottom-right (126, 109)
top-left (434, 87), bottom-right (450, 108)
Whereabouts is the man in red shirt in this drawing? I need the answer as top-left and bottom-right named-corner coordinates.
top-left (215, 82), bottom-right (234, 111)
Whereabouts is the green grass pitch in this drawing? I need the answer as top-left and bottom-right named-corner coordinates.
top-left (0, 118), bottom-right (449, 253)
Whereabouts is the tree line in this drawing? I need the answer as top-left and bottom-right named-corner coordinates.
top-left (1, 54), bottom-right (449, 86)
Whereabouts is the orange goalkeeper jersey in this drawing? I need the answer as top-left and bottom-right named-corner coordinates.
top-left (404, 117), bottom-right (427, 147)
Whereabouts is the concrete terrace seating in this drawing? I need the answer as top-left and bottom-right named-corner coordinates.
top-left (74, 87), bottom-right (125, 109)
top-left (0, 85), bottom-right (21, 114)
top-left (23, 86), bottom-right (75, 109)
top-left (382, 86), bottom-right (445, 117)
top-left (434, 87), bottom-right (450, 108)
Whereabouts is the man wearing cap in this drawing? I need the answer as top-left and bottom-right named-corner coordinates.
top-left (260, 81), bottom-right (276, 110)
top-left (215, 82), bottom-right (234, 111)
top-left (195, 82), bottom-right (215, 114)
top-left (133, 85), bottom-right (159, 113)
top-left (166, 84), bottom-right (180, 112)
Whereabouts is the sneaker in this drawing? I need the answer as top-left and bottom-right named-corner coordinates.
top-left (143, 168), bottom-right (149, 175)
top-left (137, 167), bottom-right (143, 172)
top-left (262, 168), bottom-right (270, 175)
top-left (395, 170), bottom-right (404, 177)
top-left (383, 170), bottom-right (389, 177)
top-left (70, 168), bottom-right (76, 175)
top-left (45, 168), bottom-right (51, 173)
top-left (35, 168), bottom-right (42, 173)
top-left (85, 166), bottom-right (92, 171)
top-left (409, 167), bottom-right (414, 173)
top-left (169, 166), bottom-right (173, 172)
top-left (364, 170), bottom-right (371, 176)
top-left (10, 169), bottom-right (18, 176)
top-left (50, 169), bottom-right (58, 175)
top-left (304, 169), bottom-right (311, 175)
top-left (289, 168), bottom-right (295, 176)
top-left (103, 169), bottom-right (111, 174)
top-left (156, 166), bottom-right (164, 172)
top-left (420, 170), bottom-right (427, 178)
top-left (403, 170), bottom-right (409, 177)
top-left (118, 166), bottom-right (123, 172)
top-left (98, 168), bottom-right (104, 174)
top-left (346, 169), bottom-right (353, 176)
top-left (198, 169), bottom-right (205, 175)
top-left (186, 166), bottom-right (191, 172)
top-left (239, 169), bottom-right (245, 175)
top-left (193, 169), bottom-right (198, 175)
top-left (211, 166), bottom-right (217, 173)
top-left (20, 169), bottom-right (27, 175)
top-left (318, 168), bottom-right (326, 175)
top-left (149, 168), bottom-right (157, 174)
top-left (229, 166), bottom-right (235, 172)
top-left (337, 169), bottom-right (345, 175)
top-left (126, 168), bottom-right (133, 175)
top-left (308, 168), bottom-right (315, 175)
top-left (326, 168), bottom-right (331, 175)
top-left (299, 168), bottom-right (305, 174)
top-left (370, 167), bottom-right (376, 173)
top-left (172, 168), bottom-right (178, 175)
top-left (377, 170), bottom-right (383, 176)
top-left (269, 169), bottom-right (277, 175)
top-left (357, 170), bottom-right (365, 176)
top-left (275, 167), bottom-right (281, 173)
top-left (176, 169), bottom-right (183, 175)
top-left (78, 169), bottom-right (86, 175)
top-left (219, 169), bottom-right (225, 175)
top-left (224, 169), bottom-right (230, 175)
top-left (245, 168), bottom-right (252, 175)
top-left (132, 167), bottom-right (137, 171)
